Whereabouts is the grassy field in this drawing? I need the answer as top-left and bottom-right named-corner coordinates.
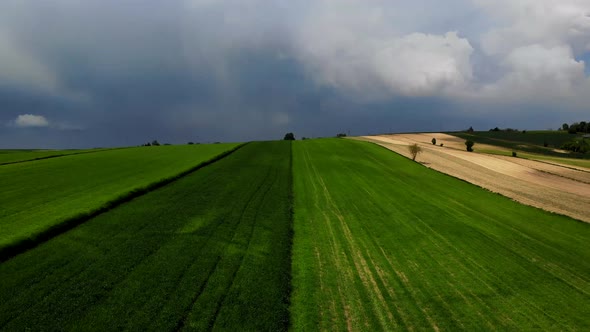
top-left (0, 144), bottom-right (239, 258)
top-left (291, 139), bottom-right (590, 330)
top-left (451, 130), bottom-right (589, 158)
top-left (0, 141), bottom-right (292, 331)
top-left (0, 148), bottom-right (113, 165)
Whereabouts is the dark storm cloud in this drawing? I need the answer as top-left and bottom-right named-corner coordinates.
top-left (0, 0), bottom-right (588, 148)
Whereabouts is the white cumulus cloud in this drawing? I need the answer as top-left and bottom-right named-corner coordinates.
top-left (475, 0), bottom-right (590, 56)
top-left (13, 114), bottom-right (50, 128)
top-left (294, 3), bottom-right (474, 99)
top-left (481, 44), bottom-right (586, 100)
top-left (374, 32), bottom-right (473, 96)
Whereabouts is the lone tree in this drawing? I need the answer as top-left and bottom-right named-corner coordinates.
top-left (431, 137), bottom-right (437, 145)
top-left (465, 140), bottom-right (474, 152)
top-left (283, 132), bottom-right (295, 140)
top-left (408, 143), bottom-right (422, 161)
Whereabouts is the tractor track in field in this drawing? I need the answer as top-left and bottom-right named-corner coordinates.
top-left (208, 163), bottom-right (280, 331)
top-left (355, 134), bottom-right (590, 223)
top-left (174, 162), bottom-right (275, 331)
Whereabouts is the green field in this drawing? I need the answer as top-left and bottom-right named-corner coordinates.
top-left (451, 130), bottom-right (589, 158)
top-left (0, 143), bottom-right (239, 258)
top-left (0, 148), bottom-right (113, 165)
top-left (1, 138), bottom-right (590, 330)
top-left (291, 139), bottom-right (590, 330)
top-left (0, 141), bottom-right (292, 330)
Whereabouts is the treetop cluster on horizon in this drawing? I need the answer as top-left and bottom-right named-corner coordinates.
top-left (561, 121), bottom-right (590, 134)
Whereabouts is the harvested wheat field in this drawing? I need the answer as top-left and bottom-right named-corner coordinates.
top-left (355, 133), bottom-right (590, 223)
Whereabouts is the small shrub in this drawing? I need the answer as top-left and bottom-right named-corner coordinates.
top-left (283, 133), bottom-right (295, 140)
top-left (408, 144), bottom-right (422, 161)
top-left (465, 140), bottom-right (474, 152)
top-left (512, 151), bottom-right (517, 157)
top-left (336, 133), bottom-right (347, 138)
top-left (440, 143), bottom-right (444, 147)
top-left (431, 138), bottom-right (437, 145)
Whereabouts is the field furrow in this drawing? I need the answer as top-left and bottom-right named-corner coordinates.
top-left (0, 141), bottom-right (292, 331)
top-left (291, 138), bottom-right (590, 331)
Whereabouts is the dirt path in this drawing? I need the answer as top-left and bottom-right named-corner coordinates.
top-left (354, 133), bottom-right (590, 223)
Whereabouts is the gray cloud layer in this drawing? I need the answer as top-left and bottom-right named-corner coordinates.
top-left (0, 0), bottom-right (589, 148)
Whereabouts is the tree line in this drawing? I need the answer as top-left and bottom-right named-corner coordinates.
top-left (561, 121), bottom-right (590, 134)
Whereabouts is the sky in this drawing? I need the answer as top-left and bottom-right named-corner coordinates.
top-left (0, 0), bottom-right (589, 148)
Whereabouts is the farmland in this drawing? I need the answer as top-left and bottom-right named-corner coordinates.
top-left (291, 139), bottom-right (590, 330)
top-left (0, 141), bottom-right (292, 330)
top-left (0, 148), bottom-right (113, 165)
top-left (0, 143), bottom-right (239, 258)
top-left (1, 137), bottom-right (589, 331)
top-left (359, 133), bottom-right (590, 222)
top-left (450, 130), bottom-right (589, 158)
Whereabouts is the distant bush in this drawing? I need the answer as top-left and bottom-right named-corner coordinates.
top-left (431, 138), bottom-right (436, 145)
top-left (151, 140), bottom-right (160, 146)
top-left (284, 133), bottom-right (295, 140)
top-left (512, 151), bottom-right (517, 157)
top-left (465, 140), bottom-right (474, 152)
top-left (188, 142), bottom-right (194, 145)
top-left (440, 143), bottom-right (444, 147)
top-left (336, 133), bottom-right (347, 138)
top-left (561, 139), bottom-right (589, 153)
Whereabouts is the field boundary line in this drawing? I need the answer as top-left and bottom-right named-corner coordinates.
top-left (0, 143), bottom-right (248, 262)
top-left (0, 147), bottom-right (129, 166)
